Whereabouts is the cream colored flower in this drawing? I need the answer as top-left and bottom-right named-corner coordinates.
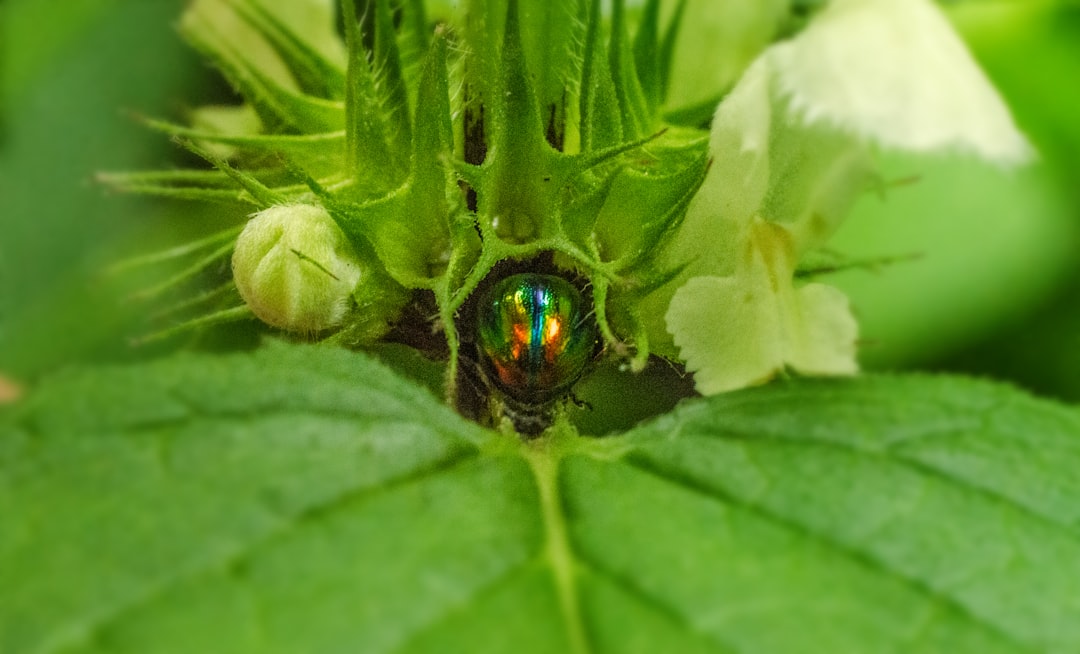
top-left (654, 0), bottom-right (1031, 395)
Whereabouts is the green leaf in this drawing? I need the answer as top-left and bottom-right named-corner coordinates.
top-left (4, 343), bottom-right (1080, 652)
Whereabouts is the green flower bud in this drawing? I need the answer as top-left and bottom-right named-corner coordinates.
top-left (232, 204), bottom-right (362, 332)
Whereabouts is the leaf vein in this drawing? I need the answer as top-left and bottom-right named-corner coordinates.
top-left (385, 558), bottom-right (542, 654)
top-left (64, 450), bottom-right (481, 654)
top-left (621, 457), bottom-right (1038, 653)
top-left (572, 553), bottom-right (742, 654)
top-left (681, 429), bottom-right (1080, 540)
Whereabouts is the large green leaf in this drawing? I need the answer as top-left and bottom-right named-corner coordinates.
top-left (3, 342), bottom-right (1079, 652)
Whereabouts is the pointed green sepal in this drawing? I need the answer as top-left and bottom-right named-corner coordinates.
top-left (658, 0), bottom-right (689, 101)
top-left (374, 0), bottom-right (413, 150)
top-left (579, 0), bottom-right (623, 151)
top-left (224, 0), bottom-right (346, 100)
top-left (596, 148), bottom-right (710, 273)
top-left (342, 0), bottom-right (404, 190)
top-left (609, 0), bottom-right (652, 139)
top-left (131, 305), bottom-right (254, 346)
top-left (518, 0), bottom-right (585, 151)
top-left (179, 5), bottom-right (344, 134)
top-left (173, 137), bottom-right (286, 208)
top-left (632, 0), bottom-right (663, 114)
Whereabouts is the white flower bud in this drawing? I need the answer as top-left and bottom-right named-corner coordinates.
top-left (232, 204), bottom-right (362, 332)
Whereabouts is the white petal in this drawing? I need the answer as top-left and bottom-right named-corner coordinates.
top-left (657, 57), bottom-right (875, 278)
top-left (666, 270), bottom-right (786, 396)
top-left (664, 56), bottom-right (774, 277)
top-left (641, 57), bottom-right (873, 357)
top-left (784, 283), bottom-right (860, 376)
top-left (666, 221), bottom-right (859, 395)
top-left (770, 0), bottom-right (1032, 165)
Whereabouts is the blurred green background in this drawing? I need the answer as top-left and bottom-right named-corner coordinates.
top-left (0, 0), bottom-right (256, 379)
top-left (1, 0), bottom-right (1078, 406)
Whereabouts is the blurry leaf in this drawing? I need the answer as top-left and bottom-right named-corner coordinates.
top-left (2, 0), bottom-right (119, 101)
top-left (660, 0), bottom-right (786, 113)
top-left (949, 2), bottom-right (1080, 174)
top-left (826, 153), bottom-right (1078, 369)
top-left (4, 342), bottom-right (1080, 652)
top-left (927, 3), bottom-right (1080, 400)
top-left (0, 0), bottom-right (230, 377)
top-left (941, 275), bottom-right (1080, 404)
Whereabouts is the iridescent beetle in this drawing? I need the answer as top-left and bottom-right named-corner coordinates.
top-left (459, 264), bottom-right (599, 435)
